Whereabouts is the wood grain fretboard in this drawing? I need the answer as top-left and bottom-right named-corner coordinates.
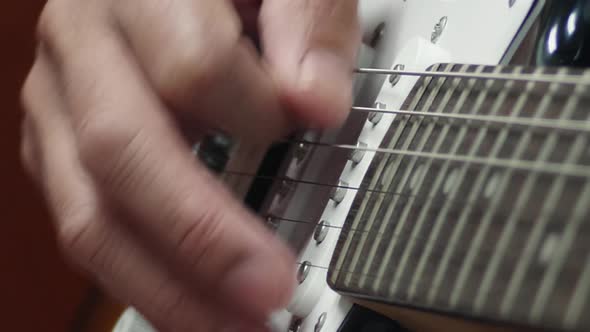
top-left (328, 64), bottom-right (590, 332)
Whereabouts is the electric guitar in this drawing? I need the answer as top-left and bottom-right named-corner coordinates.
top-left (109, 0), bottom-right (590, 331)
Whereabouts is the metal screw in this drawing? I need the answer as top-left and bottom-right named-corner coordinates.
top-left (349, 141), bottom-right (368, 165)
top-left (297, 261), bottom-right (311, 284)
top-left (289, 318), bottom-right (302, 332)
top-left (278, 179), bottom-right (295, 199)
top-left (294, 142), bottom-right (309, 164)
top-left (266, 215), bottom-right (280, 232)
top-left (369, 22), bottom-right (386, 48)
top-left (315, 313), bottom-right (327, 332)
top-left (368, 102), bottom-right (386, 125)
top-left (330, 181), bottom-right (348, 204)
top-left (509, 0), bottom-right (516, 7)
top-left (431, 16), bottom-right (448, 44)
top-left (314, 220), bottom-right (330, 244)
top-left (389, 64), bottom-right (405, 86)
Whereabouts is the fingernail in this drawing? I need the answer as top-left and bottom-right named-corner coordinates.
top-left (297, 48), bottom-right (354, 126)
top-left (219, 254), bottom-right (296, 323)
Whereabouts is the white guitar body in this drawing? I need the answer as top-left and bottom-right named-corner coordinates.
top-left (113, 1), bottom-right (536, 331)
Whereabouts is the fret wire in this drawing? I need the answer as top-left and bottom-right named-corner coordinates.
top-left (473, 68), bottom-right (572, 312)
top-left (226, 168), bottom-right (576, 218)
top-left (564, 252), bottom-right (590, 327)
top-left (331, 84), bottom-right (419, 287)
top-left (299, 261), bottom-right (399, 283)
top-left (345, 64), bottom-right (448, 288)
top-left (351, 106), bottom-right (590, 134)
top-left (292, 196), bottom-right (590, 285)
top-left (332, 64), bottom-right (441, 288)
top-left (447, 67), bottom-right (542, 307)
top-left (376, 64), bottom-right (479, 295)
top-left (422, 66), bottom-right (530, 305)
top-left (502, 74), bottom-right (589, 315)
top-left (272, 216), bottom-right (411, 237)
top-left (529, 77), bottom-right (590, 321)
top-left (286, 140), bottom-right (590, 178)
top-left (365, 64), bottom-right (459, 291)
top-left (356, 67), bottom-right (590, 86)
top-left (530, 181), bottom-right (590, 321)
top-left (298, 261), bottom-right (400, 282)
top-left (407, 65), bottom-right (514, 299)
top-left (392, 65), bottom-right (500, 299)
top-left (475, 69), bottom-right (569, 311)
top-left (496, 71), bottom-right (587, 316)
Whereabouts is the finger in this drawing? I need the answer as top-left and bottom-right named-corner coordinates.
top-left (260, 0), bottom-right (361, 127)
top-left (112, 0), bottom-right (290, 142)
top-left (39, 14), bottom-right (295, 323)
top-left (21, 55), bottom-right (235, 332)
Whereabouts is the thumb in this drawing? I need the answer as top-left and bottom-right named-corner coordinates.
top-left (260, 0), bottom-right (360, 128)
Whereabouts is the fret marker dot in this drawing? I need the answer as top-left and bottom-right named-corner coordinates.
top-left (444, 169), bottom-right (458, 194)
top-left (485, 172), bottom-right (500, 198)
top-left (539, 233), bottom-right (560, 265)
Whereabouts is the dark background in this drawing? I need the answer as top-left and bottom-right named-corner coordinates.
top-left (1, 2), bottom-right (100, 331)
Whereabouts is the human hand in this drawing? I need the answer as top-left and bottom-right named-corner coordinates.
top-left (21, 0), bottom-right (359, 330)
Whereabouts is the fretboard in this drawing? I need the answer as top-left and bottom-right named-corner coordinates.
top-left (328, 63), bottom-right (590, 332)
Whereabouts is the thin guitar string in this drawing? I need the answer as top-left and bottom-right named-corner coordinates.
top-left (293, 261), bottom-right (391, 285)
top-left (284, 140), bottom-right (590, 178)
top-left (225, 170), bottom-right (510, 214)
top-left (356, 67), bottom-right (590, 86)
top-left (352, 106), bottom-right (590, 134)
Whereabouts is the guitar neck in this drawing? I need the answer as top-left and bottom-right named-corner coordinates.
top-left (329, 63), bottom-right (590, 332)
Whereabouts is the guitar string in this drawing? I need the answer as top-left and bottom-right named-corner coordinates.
top-left (283, 139), bottom-right (590, 178)
top-left (224, 68), bottom-right (590, 275)
top-left (356, 67), bottom-right (590, 86)
top-left (352, 106), bottom-right (590, 134)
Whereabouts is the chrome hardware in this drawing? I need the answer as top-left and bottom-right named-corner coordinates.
top-left (389, 64), bottom-right (405, 86)
top-left (349, 142), bottom-right (368, 165)
top-left (294, 142), bottom-right (310, 164)
top-left (314, 220), bottom-right (330, 244)
top-left (278, 179), bottom-right (295, 199)
top-left (368, 102), bottom-right (386, 125)
top-left (485, 172), bottom-right (500, 199)
top-left (297, 261), bottom-right (312, 284)
top-left (330, 181), bottom-right (349, 204)
top-left (431, 16), bottom-right (448, 44)
top-left (315, 313), bottom-right (327, 332)
top-left (266, 215), bottom-right (280, 232)
top-left (289, 318), bottom-right (302, 332)
top-left (369, 22), bottom-right (386, 48)
top-left (368, 111), bottom-right (383, 125)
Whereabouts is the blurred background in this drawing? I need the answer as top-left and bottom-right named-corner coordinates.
top-left (1, 2), bottom-right (121, 331)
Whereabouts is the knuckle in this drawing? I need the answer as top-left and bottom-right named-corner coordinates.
top-left (159, 21), bottom-right (240, 105)
top-left (37, 0), bottom-right (70, 47)
top-left (76, 111), bottom-right (146, 195)
top-left (76, 111), bottom-right (138, 168)
top-left (174, 197), bottom-right (225, 272)
top-left (56, 205), bottom-right (102, 269)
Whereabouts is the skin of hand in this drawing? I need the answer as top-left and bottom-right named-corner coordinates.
top-left (20, 0), bottom-right (359, 331)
